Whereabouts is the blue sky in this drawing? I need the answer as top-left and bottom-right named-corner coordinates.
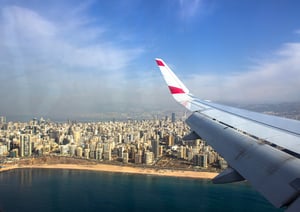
top-left (0, 0), bottom-right (300, 119)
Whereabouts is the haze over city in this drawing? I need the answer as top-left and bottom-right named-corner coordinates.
top-left (1, 0), bottom-right (300, 120)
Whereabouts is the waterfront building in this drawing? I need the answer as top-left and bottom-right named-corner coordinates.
top-left (9, 149), bottom-right (18, 157)
top-left (177, 146), bottom-right (187, 159)
top-left (19, 135), bottom-right (32, 157)
top-left (69, 145), bottom-right (76, 156)
top-left (0, 115), bottom-right (227, 170)
top-left (95, 147), bottom-right (103, 160)
top-left (187, 149), bottom-right (194, 161)
top-left (194, 153), bottom-right (208, 168)
top-left (84, 148), bottom-right (90, 159)
top-left (103, 150), bottom-right (111, 161)
top-left (151, 139), bottom-right (160, 159)
top-left (118, 146), bottom-right (124, 158)
top-left (103, 142), bottom-right (112, 161)
top-left (145, 151), bottom-right (154, 165)
top-left (207, 151), bottom-right (217, 164)
top-left (219, 158), bottom-right (228, 169)
top-left (76, 147), bottom-right (83, 157)
top-left (123, 151), bottom-right (129, 163)
top-left (60, 145), bottom-right (69, 155)
top-left (135, 150), bottom-right (143, 164)
top-left (159, 145), bottom-right (163, 157)
top-left (43, 145), bottom-right (50, 154)
top-left (89, 150), bottom-right (96, 159)
top-left (0, 144), bottom-right (8, 156)
top-left (129, 146), bottom-right (136, 161)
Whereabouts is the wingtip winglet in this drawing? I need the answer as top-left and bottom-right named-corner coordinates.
top-left (155, 58), bottom-right (192, 110)
top-left (155, 58), bottom-right (165, 67)
top-left (155, 58), bottom-right (189, 94)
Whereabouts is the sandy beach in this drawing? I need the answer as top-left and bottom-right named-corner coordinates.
top-left (0, 163), bottom-right (218, 179)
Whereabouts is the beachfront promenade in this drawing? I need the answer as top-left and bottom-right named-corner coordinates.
top-left (0, 156), bottom-right (218, 179)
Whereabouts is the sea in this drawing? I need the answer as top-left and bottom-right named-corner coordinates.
top-left (0, 169), bottom-right (283, 212)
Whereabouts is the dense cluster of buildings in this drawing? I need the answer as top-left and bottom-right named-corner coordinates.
top-left (0, 115), bottom-right (227, 169)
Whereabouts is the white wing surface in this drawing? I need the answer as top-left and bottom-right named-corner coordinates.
top-left (156, 58), bottom-right (300, 211)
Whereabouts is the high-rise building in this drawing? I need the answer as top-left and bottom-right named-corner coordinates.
top-left (19, 135), bottom-right (32, 157)
top-left (73, 128), bottom-right (81, 145)
top-left (219, 158), bottom-right (228, 169)
top-left (145, 151), bottom-right (154, 165)
top-left (89, 150), bottom-right (96, 159)
top-left (76, 147), bottom-right (83, 157)
top-left (177, 145), bottom-right (186, 159)
top-left (135, 150), bottom-right (143, 164)
top-left (151, 139), bottom-right (160, 159)
top-left (0, 116), bottom-right (6, 124)
top-left (6, 140), bottom-right (11, 152)
top-left (60, 145), bottom-right (69, 155)
top-left (207, 151), bottom-right (217, 164)
top-left (9, 149), bottom-right (18, 158)
top-left (117, 133), bottom-right (122, 143)
top-left (0, 144), bottom-right (8, 156)
top-left (95, 147), bottom-right (103, 160)
top-left (69, 144), bottom-right (76, 156)
top-left (84, 148), bottom-right (90, 159)
top-left (103, 143), bottom-right (112, 161)
top-left (193, 153), bottom-right (208, 168)
top-left (159, 145), bottom-right (163, 157)
top-left (129, 146), bottom-right (136, 161)
top-left (118, 146), bottom-right (124, 158)
top-left (123, 151), bottom-right (129, 163)
top-left (187, 148), bottom-right (194, 161)
top-left (103, 142), bottom-right (111, 152)
top-left (103, 151), bottom-right (111, 161)
top-left (171, 113), bottom-right (175, 123)
top-left (167, 134), bottom-right (174, 147)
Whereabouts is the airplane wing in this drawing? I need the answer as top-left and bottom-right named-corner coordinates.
top-left (155, 58), bottom-right (300, 212)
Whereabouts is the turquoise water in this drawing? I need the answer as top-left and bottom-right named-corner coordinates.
top-left (0, 169), bottom-right (283, 212)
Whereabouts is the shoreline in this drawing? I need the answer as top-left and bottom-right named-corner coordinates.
top-left (0, 163), bottom-right (218, 179)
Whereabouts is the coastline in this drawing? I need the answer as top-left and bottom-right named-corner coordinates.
top-left (0, 163), bottom-right (218, 179)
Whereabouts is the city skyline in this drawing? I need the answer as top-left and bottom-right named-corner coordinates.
top-left (1, 0), bottom-right (300, 119)
top-left (0, 113), bottom-right (225, 172)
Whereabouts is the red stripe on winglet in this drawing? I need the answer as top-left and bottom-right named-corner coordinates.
top-left (156, 60), bottom-right (165, 66)
top-left (168, 86), bottom-right (185, 94)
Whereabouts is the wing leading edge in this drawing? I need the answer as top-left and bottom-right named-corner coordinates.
top-left (155, 58), bottom-right (300, 211)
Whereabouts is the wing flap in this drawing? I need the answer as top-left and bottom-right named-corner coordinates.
top-left (187, 112), bottom-right (300, 208)
top-left (182, 93), bottom-right (300, 154)
top-left (195, 102), bottom-right (300, 155)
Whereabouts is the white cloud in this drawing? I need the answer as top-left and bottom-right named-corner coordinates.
top-left (177, 0), bottom-right (213, 22)
top-left (0, 5), bottom-right (144, 117)
top-left (0, 6), bottom-right (142, 71)
top-left (295, 29), bottom-right (300, 34)
top-left (185, 42), bottom-right (300, 103)
top-left (0, 3), bottom-right (298, 119)
top-left (179, 0), bottom-right (201, 18)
